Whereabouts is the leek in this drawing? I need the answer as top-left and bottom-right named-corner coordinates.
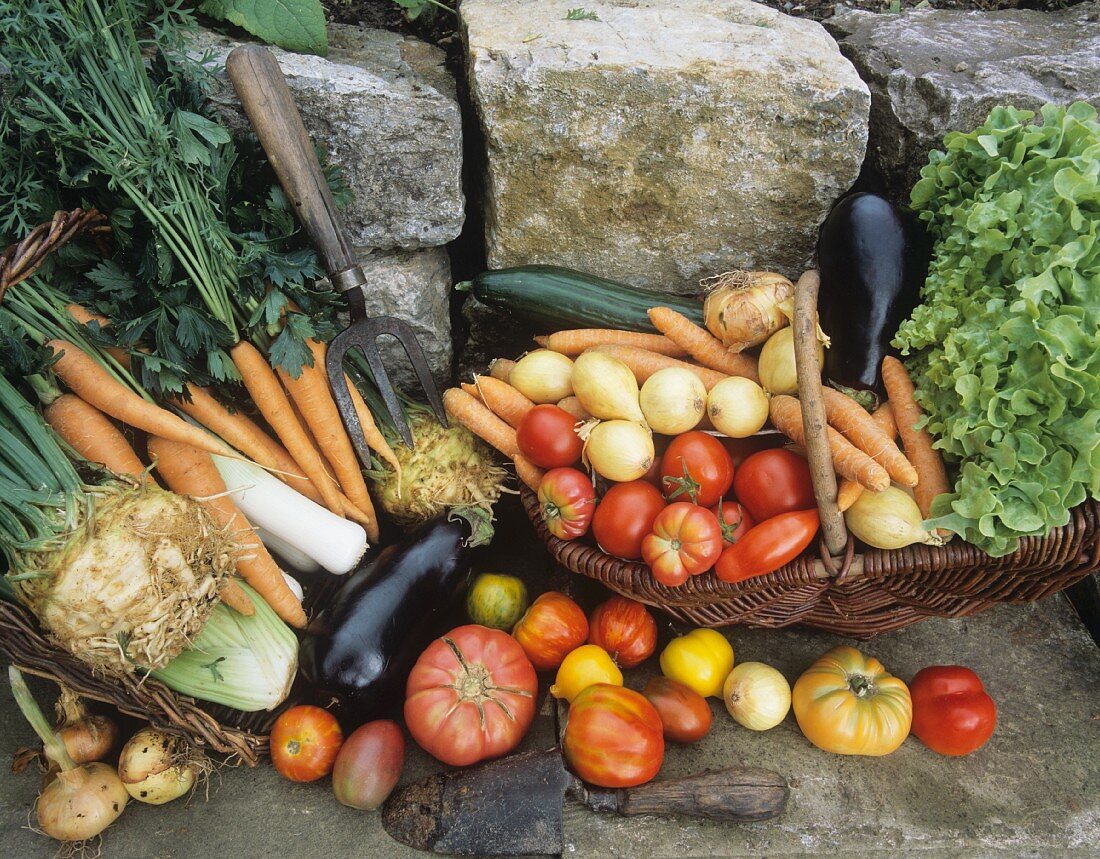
top-left (256, 526), bottom-right (323, 576)
top-left (152, 582), bottom-right (297, 712)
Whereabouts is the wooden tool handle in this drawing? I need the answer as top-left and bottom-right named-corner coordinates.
top-left (587, 767), bottom-right (788, 823)
top-left (226, 45), bottom-right (353, 275)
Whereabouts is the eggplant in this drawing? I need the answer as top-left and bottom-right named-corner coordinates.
top-left (299, 508), bottom-right (493, 723)
top-left (816, 192), bottom-right (930, 403)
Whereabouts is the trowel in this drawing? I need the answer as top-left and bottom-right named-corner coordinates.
top-left (381, 747), bottom-right (788, 856)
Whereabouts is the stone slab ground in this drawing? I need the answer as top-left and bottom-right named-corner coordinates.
top-left (1, 496), bottom-right (1097, 858)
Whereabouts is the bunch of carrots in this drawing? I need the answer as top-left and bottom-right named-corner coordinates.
top-left (9, 292), bottom-right (400, 630)
top-left (443, 305), bottom-right (948, 531)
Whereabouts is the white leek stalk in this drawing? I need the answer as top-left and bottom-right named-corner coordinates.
top-left (152, 583), bottom-right (297, 712)
top-left (256, 526), bottom-right (323, 575)
top-left (212, 455), bottom-right (367, 574)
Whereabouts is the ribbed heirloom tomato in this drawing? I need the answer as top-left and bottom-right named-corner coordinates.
top-left (587, 596), bottom-right (657, 669)
top-left (512, 591), bottom-right (589, 671)
top-left (563, 684), bottom-right (664, 788)
top-left (642, 502), bottom-right (723, 587)
top-left (405, 625), bottom-right (537, 767)
top-left (538, 467), bottom-right (596, 539)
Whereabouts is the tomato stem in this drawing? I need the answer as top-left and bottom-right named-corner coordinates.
top-left (847, 673), bottom-right (876, 698)
top-left (663, 461), bottom-right (702, 504)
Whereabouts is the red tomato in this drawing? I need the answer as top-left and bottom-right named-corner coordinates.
top-left (332, 720), bottom-right (405, 810)
top-left (512, 592), bottom-right (589, 671)
top-left (720, 434), bottom-right (785, 468)
top-left (910, 666), bottom-right (996, 756)
top-left (714, 509), bottom-right (819, 583)
top-left (591, 481), bottom-right (666, 560)
top-left (563, 684), bottom-right (664, 788)
top-left (516, 405), bottom-right (583, 468)
top-left (733, 448), bottom-right (815, 523)
top-left (538, 467), bottom-right (596, 539)
top-left (587, 596), bottom-right (657, 669)
top-left (405, 625), bottom-right (537, 767)
top-left (711, 500), bottom-right (755, 546)
top-left (270, 705), bottom-right (344, 783)
top-left (642, 676), bottom-right (713, 743)
top-left (642, 502), bottom-right (724, 587)
top-left (659, 431), bottom-right (734, 507)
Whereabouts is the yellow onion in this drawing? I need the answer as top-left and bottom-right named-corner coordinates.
top-left (118, 727), bottom-right (200, 805)
top-left (706, 377), bottom-right (769, 438)
top-left (549, 645), bottom-right (623, 702)
top-left (583, 420), bottom-right (654, 482)
top-left (509, 350), bottom-right (574, 403)
top-left (703, 271), bottom-right (794, 351)
top-left (571, 351), bottom-right (645, 423)
top-left (758, 326), bottom-right (825, 396)
top-left (640, 367), bottom-right (705, 434)
top-left (722, 662), bottom-right (791, 731)
top-left (845, 486), bottom-right (944, 549)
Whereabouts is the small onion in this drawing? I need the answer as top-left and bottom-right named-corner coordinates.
top-left (584, 420), bottom-right (654, 482)
top-left (572, 351), bottom-right (645, 423)
top-left (509, 350), bottom-right (574, 403)
top-left (703, 271), bottom-right (794, 351)
top-left (706, 377), bottom-right (769, 438)
top-left (118, 727), bottom-right (198, 805)
top-left (845, 486), bottom-right (944, 549)
top-left (54, 688), bottom-right (118, 765)
top-left (640, 368), bottom-right (706, 434)
top-left (758, 327), bottom-right (824, 396)
top-left (723, 662), bottom-right (791, 731)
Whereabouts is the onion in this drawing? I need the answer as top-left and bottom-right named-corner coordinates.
top-left (640, 368), bottom-right (705, 434)
top-left (759, 326), bottom-right (825, 396)
top-left (845, 486), bottom-right (945, 549)
top-left (703, 271), bottom-right (794, 351)
top-left (8, 667), bottom-right (127, 842)
top-left (571, 351), bottom-right (645, 423)
top-left (583, 421), bottom-right (654, 482)
top-left (706, 377), bottom-right (769, 438)
top-left (118, 727), bottom-right (201, 805)
top-left (509, 350), bottom-right (574, 403)
top-left (722, 662), bottom-right (791, 731)
top-left (54, 687), bottom-right (118, 765)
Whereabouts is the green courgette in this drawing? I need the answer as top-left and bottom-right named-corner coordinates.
top-left (457, 265), bottom-right (705, 334)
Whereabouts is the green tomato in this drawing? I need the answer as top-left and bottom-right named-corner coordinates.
top-left (466, 573), bottom-right (529, 631)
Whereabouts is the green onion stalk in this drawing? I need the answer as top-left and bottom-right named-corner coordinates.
top-left (0, 372), bottom-right (296, 711)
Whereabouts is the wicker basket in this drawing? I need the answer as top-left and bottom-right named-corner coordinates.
top-left (522, 270), bottom-right (1100, 637)
top-left (0, 210), bottom-right (314, 765)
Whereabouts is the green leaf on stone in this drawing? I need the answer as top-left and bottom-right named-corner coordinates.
top-left (200, 0), bottom-right (328, 56)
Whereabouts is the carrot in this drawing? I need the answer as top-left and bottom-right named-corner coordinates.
top-left (513, 454), bottom-right (544, 491)
top-left (229, 341), bottom-right (344, 517)
top-left (276, 339), bottom-right (378, 540)
top-left (647, 307), bottom-right (761, 382)
top-left (556, 396), bottom-right (592, 421)
top-left (461, 382), bottom-right (484, 402)
top-left (148, 436), bottom-right (306, 628)
top-left (442, 388), bottom-right (520, 459)
top-left (65, 304), bottom-right (130, 365)
top-left (489, 358), bottom-right (516, 383)
top-left (594, 344), bottom-right (729, 391)
top-left (219, 579), bottom-right (256, 616)
top-left (43, 393), bottom-right (147, 482)
top-left (533, 336), bottom-right (549, 348)
top-left (544, 329), bottom-right (690, 359)
top-left (470, 375), bottom-right (535, 428)
top-left (344, 373), bottom-right (402, 477)
top-left (821, 387), bottom-right (917, 487)
top-left (881, 356), bottom-right (951, 523)
top-left (172, 383), bottom-right (324, 504)
top-left (836, 404), bottom-right (897, 512)
top-left (769, 395), bottom-right (890, 492)
top-left (48, 339), bottom-right (234, 460)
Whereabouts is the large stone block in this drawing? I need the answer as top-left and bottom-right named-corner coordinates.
top-left (196, 24), bottom-right (465, 250)
top-left (461, 0), bottom-right (869, 291)
top-left (828, 4), bottom-right (1100, 198)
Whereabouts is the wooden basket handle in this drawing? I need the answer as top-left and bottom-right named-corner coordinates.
top-left (792, 270), bottom-right (849, 562)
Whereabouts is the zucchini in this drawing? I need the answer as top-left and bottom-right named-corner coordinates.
top-left (458, 265), bottom-right (704, 334)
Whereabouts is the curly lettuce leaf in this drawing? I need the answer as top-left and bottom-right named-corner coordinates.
top-left (895, 102), bottom-right (1100, 556)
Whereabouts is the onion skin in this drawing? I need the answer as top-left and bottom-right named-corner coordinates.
top-left (585, 421), bottom-right (654, 482)
top-left (38, 763), bottom-right (128, 842)
top-left (572, 351), bottom-right (645, 423)
top-left (57, 714), bottom-right (118, 765)
top-left (706, 377), bottom-right (769, 438)
top-left (332, 720), bottom-right (405, 811)
top-left (703, 272), bottom-right (793, 351)
top-left (639, 368), bottom-right (705, 435)
top-left (845, 486), bottom-right (943, 550)
top-left (118, 727), bottom-right (196, 805)
top-left (723, 662), bottom-right (791, 731)
top-left (759, 327), bottom-right (823, 396)
top-left (509, 350), bottom-right (574, 403)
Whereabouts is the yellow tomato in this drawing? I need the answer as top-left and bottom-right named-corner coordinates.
top-left (659, 629), bottom-right (734, 699)
top-left (792, 645), bottom-right (912, 756)
top-left (550, 645), bottom-right (623, 702)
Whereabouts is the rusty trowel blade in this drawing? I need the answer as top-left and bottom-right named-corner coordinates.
top-left (381, 749), bottom-right (572, 856)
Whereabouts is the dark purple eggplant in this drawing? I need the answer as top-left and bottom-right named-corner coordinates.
top-left (817, 192), bottom-right (930, 403)
top-left (299, 507), bottom-right (493, 724)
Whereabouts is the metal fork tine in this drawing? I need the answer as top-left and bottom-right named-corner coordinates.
top-left (376, 316), bottom-right (449, 431)
top-left (325, 338), bottom-right (377, 465)
top-left (358, 338), bottom-right (415, 448)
